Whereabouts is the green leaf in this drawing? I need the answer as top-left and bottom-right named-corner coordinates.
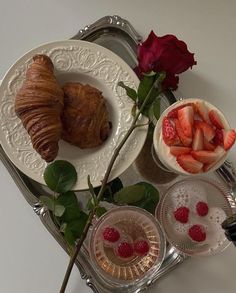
top-left (147, 124), bottom-right (155, 139)
top-left (60, 223), bottom-right (67, 233)
top-left (64, 212), bottom-right (88, 246)
top-left (148, 104), bottom-right (155, 124)
top-left (86, 197), bottom-right (94, 211)
top-left (135, 182), bottom-right (159, 200)
top-left (131, 104), bottom-right (137, 117)
top-left (64, 227), bottom-right (75, 246)
top-left (54, 205), bottom-right (65, 217)
top-left (44, 160), bottom-right (77, 193)
top-left (137, 75), bottom-right (155, 104)
top-left (57, 191), bottom-right (81, 222)
top-left (94, 177), bottom-right (123, 203)
top-left (153, 98), bottom-right (161, 120)
top-left (114, 185), bottom-right (146, 204)
top-left (106, 178), bottom-right (123, 196)
top-left (40, 195), bottom-right (55, 211)
top-left (96, 206), bottom-right (107, 217)
top-left (147, 98), bottom-right (161, 125)
top-left (118, 81), bottom-right (137, 101)
top-left (113, 182), bottom-right (159, 215)
top-left (87, 175), bottom-right (98, 205)
top-left (143, 71), bottom-right (157, 77)
top-left (40, 196), bottom-right (65, 217)
top-left (133, 182), bottom-right (159, 214)
top-left (137, 73), bottom-right (163, 116)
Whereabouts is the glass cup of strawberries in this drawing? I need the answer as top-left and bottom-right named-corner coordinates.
top-left (89, 206), bottom-right (166, 288)
top-left (153, 98), bottom-right (236, 175)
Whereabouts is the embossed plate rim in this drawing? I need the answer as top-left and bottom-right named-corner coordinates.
top-left (0, 39), bottom-right (148, 190)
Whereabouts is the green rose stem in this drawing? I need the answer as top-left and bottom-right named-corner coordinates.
top-left (59, 73), bottom-right (165, 293)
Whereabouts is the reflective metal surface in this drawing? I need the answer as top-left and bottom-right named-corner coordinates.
top-left (0, 15), bottom-right (235, 292)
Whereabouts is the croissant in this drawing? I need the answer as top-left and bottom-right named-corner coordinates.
top-left (62, 82), bottom-right (111, 148)
top-left (15, 54), bottom-right (64, 162)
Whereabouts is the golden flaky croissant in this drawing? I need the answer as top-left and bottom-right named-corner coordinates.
top-left (62, 82), bottom-right (111, 148)
top-left (15, 54), bottom-right (64, 162)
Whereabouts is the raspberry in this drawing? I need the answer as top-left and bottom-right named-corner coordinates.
top-left (173, 206), bottom-right (189, 223)
top-left (102, 227), bottom-right (120, 243)
top-left (188, 224), bottom-right (206, 242)
top-left (116, 241), bottom-right (134, 258)
top-left (134, 239), bottom-right (149, 256)
top-left (196, 201), bottom-right (209, 216)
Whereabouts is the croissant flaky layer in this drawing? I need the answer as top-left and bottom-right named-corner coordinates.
top-left (15, 54), bottom-right (64, 162)
top-left (62, 82), bottom-right (111, 148)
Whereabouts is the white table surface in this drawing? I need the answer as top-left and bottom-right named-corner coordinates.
top-left (0, 0), bottom-right (236, 292)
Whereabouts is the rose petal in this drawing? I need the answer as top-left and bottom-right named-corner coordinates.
top-left (137, 31), bottom-right (197, 89)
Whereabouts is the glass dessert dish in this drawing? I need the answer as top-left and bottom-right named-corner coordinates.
top-left (89, 206), bottom-right (166, 289)
top-left (153, 98), bottom-right (235, 176)
top-left (156, 178), bottom-right (233, 256)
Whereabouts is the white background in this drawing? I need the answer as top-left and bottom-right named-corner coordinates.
top-left (0, 0), bottom-right (236, 292)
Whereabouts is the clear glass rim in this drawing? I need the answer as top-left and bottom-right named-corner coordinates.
top-left (156, 177), bottom-right (234, 256)
top-left (89, 206), bottom-right (166, 286)
top-left (152, 98), bottom-right (230, 175)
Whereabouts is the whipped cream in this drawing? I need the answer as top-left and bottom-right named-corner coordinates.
top-left (153, 98), bottom-right (230, 174)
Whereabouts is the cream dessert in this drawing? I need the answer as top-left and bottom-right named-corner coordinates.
top-left (158, 178), bottom-right (232, 256)
top-left (89, 207), bottom-right (166, 287)
top-left (153, 98), bottom-right (236, 174)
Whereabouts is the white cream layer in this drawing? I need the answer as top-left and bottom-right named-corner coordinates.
top-left (153, 98), bottom-right (230, 174)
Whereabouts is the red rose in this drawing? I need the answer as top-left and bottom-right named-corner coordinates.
top-left (137, 31), bottom-right (196, 90)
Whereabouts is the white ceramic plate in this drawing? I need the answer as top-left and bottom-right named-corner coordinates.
top-left (0, 40), bottom-right (147, 190)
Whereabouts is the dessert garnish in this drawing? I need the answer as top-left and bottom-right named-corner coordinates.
top-left (196, 201), bottom-right (209, 217)
top-left (173, 206), bottom-right (190, 224)
top-left (161, 100), bottom-right (236, 173)
top-left (102, 226), bottom-right (120, 243)
top-left (188, 224), bottom-right (206, 242)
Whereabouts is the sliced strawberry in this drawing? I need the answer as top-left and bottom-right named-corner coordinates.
top-left (203, 148), bottom-right (225, 171)
top-left (170, 146), bottom-right (192, 157)
top-left (213, 129), bottom-right (223, 146)
top-left (194, 101), bottom-right (211, 123)
top-left (177, 154), bottom-right (203, 174)
top-left (167, 103), bottom-right (193, 119)
top-left (214, 145), bottom-right (226, 157)
top-left (192, 145), bottom-right (226, 164)
top-left (195, 121), bottom-right (215, 141)
top-left (209, 110), bottom-right (224, 129)
top-left (192, 127), bottom-right (204, 150)
top-left (162, 117), bottom-right (180, 146)
top-left (203, 161), bottom-right (218, 172)
top-left (203, 138), bottom-right (216, 151)
top-left (204, 146), bottom-right (226, 171)
top-left (191, 150), bottom-right (218, 164)
top-left (178, 105), bottom-right (194, 138)
top-left (223, 129), bottom-right (236, 150)
top-left (174, 119), bottom-right (192, 146)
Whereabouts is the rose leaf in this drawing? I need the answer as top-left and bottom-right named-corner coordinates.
top-left (94, 177), bottom-right (123, 203)
top-left (39, 195), bottom-right (55, 211)
top-left (44, 160), bottom-right (77, 193)
top-left (54, 205), bottom-right (65, 217)
top-left (96, 206), bottom-right (107, 217)
top-left (118, 81), bottom-right (137, 101)
top-left (64, 212), bottom-right (89, 246)
top-left (114, 185), bottom-right (146, 204)
top-left (57, 191), bottom-right (81, 222)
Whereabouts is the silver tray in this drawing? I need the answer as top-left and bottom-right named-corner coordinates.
top-left (1, 15), bottom-right (236, 293)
